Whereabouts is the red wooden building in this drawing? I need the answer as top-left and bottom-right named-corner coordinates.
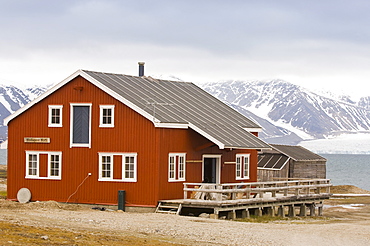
top-left (5, 67), bottom-right (270, 209)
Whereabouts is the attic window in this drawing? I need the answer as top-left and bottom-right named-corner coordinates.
top-left (48, 105), bottom-right (63, 127)
top-left (99, 105), bottom-right (115, 128)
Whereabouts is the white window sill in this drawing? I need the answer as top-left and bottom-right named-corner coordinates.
top-left (48, 124), bottom-right (63, 127)
top-left (236, 177), bottom-right (250, 180)
top-left (25, 176), bottom-right (62, 180)
top-left (98, 178), bottom-right (136, 182)
top-left (70, 143), bottom-right (91, 148)
top-left (99, 124), bottom-right (114, 128)
top-left (168, 179), bottom-right (186, 182)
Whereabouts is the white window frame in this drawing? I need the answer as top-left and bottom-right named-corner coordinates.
top-left (99, 105), bottom-right (115, 128)
top-left (168, 153), bottom-right (186, 182)
top-left (236, 154), bottom-right (250, 180)
top-left (100, 154), bottom-right (113, 179)
top-left (98, 153), bottom-right (137, 182)
top-left (26, 151), bottom-right (62, 180)
top-left (48, 105), bottom-right (63, 127)
top-left (70, 103), bottom-right (92, 148)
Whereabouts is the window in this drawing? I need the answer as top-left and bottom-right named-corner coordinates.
top-left (236, 154), bottom-right (250, 180)
top-left (26, 151), bottom-right (62, 180)
top-left (70, 103), bottom-right (92, 147)
top-left (168, 153), bottom-right (186, 182)
top-left (125, 156), bottom-right (135, 179)
top-left (99, 105), bottom-right (115, 127)
top-left (27, 154), bottom-right (38, 177)
top-left (49, 154), bottom-right (61, 177)
top-left (101, 155), bottom-right (112, 178)
top-left (98, 153), bottom-right (137, 182)
top-left (48, 105), bottom-right (63, 127)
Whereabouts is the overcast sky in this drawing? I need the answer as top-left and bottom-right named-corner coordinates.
top-left (1, 0), bottom-right (370, 99)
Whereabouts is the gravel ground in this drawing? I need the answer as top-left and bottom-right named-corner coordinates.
top-left (0, 199), bottom-right (370, 246)
top-left (1, 166), bottom-right (369, 246)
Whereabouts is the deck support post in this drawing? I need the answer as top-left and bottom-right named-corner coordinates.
top-left (227, 211), bottom-right (236, 220)
top-left (278, 205), bottom-right (285, 217)
top-left (254, 208), bottom-right (262, 216)
top-left (317, 202), bottom-right (323, 216)
top-left (210, 214), bottom-right (219, 219)
top-left (309, 204), bottom-right (316, 216)
top-left (241, 209), bottom-right (250, 218)
top-left (266, 207), bottom-right (274, 216)
top-left (299, 204), bottom-right (307, 216)
top-left (288, 205), bottom-right (295, 217)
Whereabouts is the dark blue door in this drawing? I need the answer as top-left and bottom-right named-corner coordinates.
top-left (73, 106), bottom-right (90, 144)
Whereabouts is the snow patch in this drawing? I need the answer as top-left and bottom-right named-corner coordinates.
top-left (299, 133), bottom-right (370, 154)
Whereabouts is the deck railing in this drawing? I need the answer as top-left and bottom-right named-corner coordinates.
top-left (183, 179), bottom-right (332, 202)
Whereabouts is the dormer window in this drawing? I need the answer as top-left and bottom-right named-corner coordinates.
top-left (48, 105), bottom-right (63, 127)
top-left (99, 105), bottom-right (115, 128)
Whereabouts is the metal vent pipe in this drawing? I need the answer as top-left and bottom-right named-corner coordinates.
top-left (138, 62), bottom-right (145, 76)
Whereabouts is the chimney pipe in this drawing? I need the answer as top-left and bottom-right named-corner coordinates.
top-left (138, 62), bottom-right (145, 77)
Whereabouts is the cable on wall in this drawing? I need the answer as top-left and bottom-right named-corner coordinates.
top-left (66, 173), bottom-right (90, 203)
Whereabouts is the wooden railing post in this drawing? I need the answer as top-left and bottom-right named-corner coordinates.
top-left (216, 184), bottom-right (222, 201)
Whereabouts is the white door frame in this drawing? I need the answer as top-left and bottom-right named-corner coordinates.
top-left (202, 154), bottom-right (221, 184)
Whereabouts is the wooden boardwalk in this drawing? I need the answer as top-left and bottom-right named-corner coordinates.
top-left (158, 179), bottom-right (332, 219)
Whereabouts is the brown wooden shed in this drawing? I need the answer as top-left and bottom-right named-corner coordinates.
top-left (5, 68), bottom-right (271, 209)
top-left (258, 144), bottom-right (326, 181)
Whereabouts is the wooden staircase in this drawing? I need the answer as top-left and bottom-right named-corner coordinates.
top-left (155, 202), bottom-right (182, 215)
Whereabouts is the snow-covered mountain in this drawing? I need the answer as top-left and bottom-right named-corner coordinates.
top-left (1, 78), bottom-right (370, 150)
top-left (201, 79), bottom-right (370, 145)
top-left (0, 85), bottom-right (47, 140)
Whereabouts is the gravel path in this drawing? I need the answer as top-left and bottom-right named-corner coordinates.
top-left (1, 200), bottom-right (369, 246)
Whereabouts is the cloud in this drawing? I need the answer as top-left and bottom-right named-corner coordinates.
top-left (1, 0), bottom-right (370, 97)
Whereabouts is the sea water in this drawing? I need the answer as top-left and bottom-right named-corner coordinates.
top-left (0, 149), bottom-right (6, 165)
top-left (322, 154), bottom-right (370, 191)
top-left (0, 150), bottom-right (368, 190)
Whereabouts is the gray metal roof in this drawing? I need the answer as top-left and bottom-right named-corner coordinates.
top-left (83, 70), bottom-right (270, 149)
top-left (271, 144), bottom-right (326, 161)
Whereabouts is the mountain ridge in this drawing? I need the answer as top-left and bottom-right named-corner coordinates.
top-left (200, 79), bottom-right (370, 145)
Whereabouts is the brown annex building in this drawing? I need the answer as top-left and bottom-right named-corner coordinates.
top-left (5, 67), bottom-right (271, 208)
top-left (258, 144), bottom-right (327, 181)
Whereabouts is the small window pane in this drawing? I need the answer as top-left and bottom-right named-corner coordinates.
top-left (50, 154), bottom-right (60, 176)
top-left (52, 109), bottom-right (60, 124)
top-left (125, 156), bottom-right (135, 179)
top-left (28, 154), bottom-right (37, 176)
top-left (243, 156), bottom-right (249, 177)
top-left (236, 157), bottom-right (241, 178)
top-left (102, 156), bottom-right (112, 178)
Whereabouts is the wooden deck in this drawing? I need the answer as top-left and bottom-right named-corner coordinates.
top-left (158, 179), bottom-right (332, 219)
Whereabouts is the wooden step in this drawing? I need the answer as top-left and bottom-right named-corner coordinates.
top-left (156, 210), bottom-right (178, 214)
top-left (155, 202), bottom-right (182, 215)
top-left (158, 205), bottom-right (179, 209)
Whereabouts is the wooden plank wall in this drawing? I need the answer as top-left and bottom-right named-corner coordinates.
top-left (257, 163), bottom-right (289, 182)
top-left (290, 160), bottom-right (326, 179)
top-left (8, 76), bottom-right (160, 206)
